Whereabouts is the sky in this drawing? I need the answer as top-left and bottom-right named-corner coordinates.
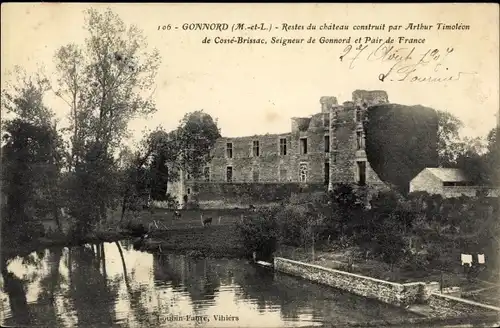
top-left (1, 3), bottom-right (499, 148)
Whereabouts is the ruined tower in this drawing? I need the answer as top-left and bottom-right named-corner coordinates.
top-left (328, 90), bottom-right (390, 195)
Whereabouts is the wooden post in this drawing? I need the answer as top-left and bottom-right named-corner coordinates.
top-left (312, 234), bottom-right (315, 261)
top-left (440, 270), bottom-right (444, 293)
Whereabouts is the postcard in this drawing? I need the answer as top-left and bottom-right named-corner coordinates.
top-left (1, 3), bottom-right (499, 327)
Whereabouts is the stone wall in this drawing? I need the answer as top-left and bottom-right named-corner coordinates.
top-left (331, 104), bottom-right (357, 183)
top-left (330, 100), bottom-right (387, 187)
top-left (429, 293), bottom-right (500, 318)
top-left (352, 89), bottom-right (389, 106)
top-left (289, 112), bottom-right (330, 184)
top-left (190, 183), bottom-right (326, 209)
top-left (409, 169), bottom-right (442, 194)
top-left (441, 186), bottom-right (500, 198)
top-left (209, 133), bottom-right (291, 183)
top-left (274, 257), bottom-right (438, 307)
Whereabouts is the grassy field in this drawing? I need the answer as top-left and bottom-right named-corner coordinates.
top-left (127, 208), bottom-right (249, 257)
top-left (120, 207), bottom-right (249, 230)
top-left (40, 207), bottom-right (249, 232)
top-left (141, 224), bottom-right (246, 258)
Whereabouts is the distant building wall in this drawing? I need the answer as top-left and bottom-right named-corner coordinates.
top-left (409, 169), bottom-right (443, 194)
top-left (409, 170), bottom-right (500, 198)
top-left (209, 133), bottom-right (292, 183)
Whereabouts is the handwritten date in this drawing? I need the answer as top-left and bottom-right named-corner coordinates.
top-left (339, 42), bottom-right (476, 83)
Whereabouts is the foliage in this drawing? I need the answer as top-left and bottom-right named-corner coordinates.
top-left (66, 142), bottom-right (123, 238)
top-left (406, 191), bottom-right (499, 270)
top-left (1, 68), bottom-right (64, 242)
top-left (53, 8), bottom-right (161, 170)
top-left (437, 110), bottom-right (464, 167)
top-left (236, 206), bottom-right (280, 259)
top-left (149, 152), bottom-right (171, 200)
top-left (372, 220), bottom-right (408, 268)
top-left (119, 111), bottom-right (220, 218)
top-left (275, 203), bottom-right (325, 251)
top-left (449, 130), bottom-right (497, 186)
top-left (1, 120), bottom-right (60, 242)
top-left (49, 7), bottom-right (162, 232)
top-left (175, 110), bottom-right (221, 178)
top-left (1, 67), bottom-right (54, 126)
top-left (1, 8), bottom-right (223, 241)
top-left (364, 104), bottom-right (439, 195)
top-left (435, 110), bottom-right (496, 186)
top-left (365, 191), bottom-right (415, 267)
top-left (322, 184), bottom-right (365, 244)
top-left (479, 127), bottom-right (499, 186)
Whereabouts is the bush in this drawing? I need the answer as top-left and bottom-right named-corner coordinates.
top-left (324, 184), bottom-right (365, 239)
top-left (275, 205), bottom-right (306, 247)
top-left (236, 205), bottom-right (280, 259)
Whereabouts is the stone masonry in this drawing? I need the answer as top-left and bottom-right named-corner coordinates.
top-left (169, 90), bottom-right (391, 208)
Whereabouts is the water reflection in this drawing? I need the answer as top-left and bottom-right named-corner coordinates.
top-left (1, 242), bottom-right (420, 327)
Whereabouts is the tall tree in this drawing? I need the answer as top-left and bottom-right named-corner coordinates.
top-left (176, 110), bottom-right (221, 178)
top-left (119, 111), bottom-right (220, 217)
top-left (53, 8), bottom-right (161, 168)
top-left (1, 68), bottom-right (64, 240)
top-left (484, 128), bottom-right (499, 186)
top-left (118, 128), bottom-right (174, 221)
top-left (51, 8), bottom-right (161, 234)
top-left (1, 67), bottom-right (54, 126)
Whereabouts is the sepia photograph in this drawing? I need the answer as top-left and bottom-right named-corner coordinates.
top-left (1, 3), bottom-right (499, 328)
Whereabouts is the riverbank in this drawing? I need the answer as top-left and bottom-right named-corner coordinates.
top-left (2, 223), bottom-right (247, 261)
top-left (302, 314), bottom-right (500, 328)
top-left (1, 230), bottom-right (129, 260)
top-left (274, 256), bottom-right (500, 323)
top-left (137, 225), bottom-right (247, 258)
top-left (278, 245), bottom-right (498, 289)
top-left (2, 207), bottom-right (250, 260)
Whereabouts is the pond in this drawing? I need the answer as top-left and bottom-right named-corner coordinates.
top-left (0, 241), bottom-right (422, 327)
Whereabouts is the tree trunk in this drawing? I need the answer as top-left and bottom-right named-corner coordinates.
top-left (95, 244), bottom-right (101, 269)
top-left (2, 267), bottom-right (32, 325)
top-left (99, 203), bottom-right (107, 228)
top-left (115, 241), bottom-right (130, 287)
top-left (101, 244), bottom-right (107, 285)
top-left (120, 195), bottom-right (128, 223)
top-left (52, 206), bottom-right (62, 233)
top-left (312, 235), bottom-right (315, 261)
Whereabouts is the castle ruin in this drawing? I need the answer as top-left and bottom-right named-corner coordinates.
top-left (168, 90), bottom-right (391, 209)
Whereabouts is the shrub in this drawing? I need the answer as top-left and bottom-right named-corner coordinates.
top-left (236, 205), bottom-right (280, 259)
top-left (275, 205), bottom-right (306, 247)
top-left (325, 184), bottom-right (365, 239)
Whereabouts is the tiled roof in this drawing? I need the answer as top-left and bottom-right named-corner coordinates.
top-left (425, 168), bottom-right (470, 182)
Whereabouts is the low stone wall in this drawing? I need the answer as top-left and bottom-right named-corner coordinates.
top-left (274, 257), bottom-right (439, 307)
top-left (429, 293), bottom-right (500, 318)
top-left (441, 186), bottom-right (500, 198)
top-left (191, 182), bottom-right (326, 209)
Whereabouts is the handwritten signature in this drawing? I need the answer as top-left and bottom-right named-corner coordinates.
top-left (339, 42), bottom-right (477, 83)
